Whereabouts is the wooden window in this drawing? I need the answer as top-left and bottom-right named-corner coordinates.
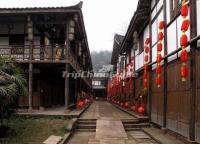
top-left (170, 0), bottom-right (181, 20)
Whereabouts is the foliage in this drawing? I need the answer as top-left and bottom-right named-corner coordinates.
top-left (0, 56), bottom-right (27, 137)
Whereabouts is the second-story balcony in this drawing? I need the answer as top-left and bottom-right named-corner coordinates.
top-left (0, 45), bottom-right (68, 62)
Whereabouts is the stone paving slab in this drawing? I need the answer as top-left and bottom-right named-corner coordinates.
top-left (43, 135), bottom-right (62, 144)
top-left (96, 119), bottom-right (127, 139)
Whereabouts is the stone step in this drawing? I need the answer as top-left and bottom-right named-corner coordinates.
top-left (88, 139), bottom-right (100, 144)
top-left (78, 119), bottom-right (97, 121)
top-left (77, 124), bottom-right (96, 129)
top-left (77, 121), bottom-right (96, 125)
top-left (124, 128), bottom-right (142, 131)
top-left (121, 119), bottom-right (140, 124)
top-left (124, 123), bottom-right (150, 128)
top-left (76, 129), bottom-right (96, 132)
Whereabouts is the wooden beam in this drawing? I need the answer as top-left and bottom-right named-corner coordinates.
top-left (28, 63), bottom-right (33, 110)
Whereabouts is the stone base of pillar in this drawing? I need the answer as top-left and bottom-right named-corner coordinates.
top-left (64, 108), bottom-right (71, 114)
top-left (28, 106), bottom-right (33, 112)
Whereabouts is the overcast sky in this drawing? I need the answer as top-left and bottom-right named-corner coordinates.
top-left (0, 0), bottom-right (138, 52)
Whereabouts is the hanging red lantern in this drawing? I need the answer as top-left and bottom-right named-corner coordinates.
top-left (145, 38), bottom-right (150, 45)
top-left (181, 4), bottom-right (189, 17)
top-left (138, 106), bottom-right (145, 115)
top-left (180, 65), bottom-right (188, 79)
top-left (180, 34), bottom-right (188, 47)
top-left (157, 43), bottom-right (163, 52)
top-left (144, 55), bottom-right (149, 62)
top-left (145, 47), bottom-right (149, 53)
top-left (157, 54), bottom-right (163, 63)
top-left (156, 65), bottom-right (162, 74)
top-left (181, 20), bottom-right (190, 32)
top-left (143, 79), bottom-right (148, 88)
top-left (143, 72), bottom-right (148, 79)
top-left (158, 32), bottom-right (164, 40)
top-left (179, 1), bottom-right (190, 82)
top-left (180, 50), bottom-right (188, 62)
top-left (156, 76), bottom-right (161, 87)
top-left (144, 64), bottom-right (148, 70)
top-left (159, 21), bottom-right (165, 29)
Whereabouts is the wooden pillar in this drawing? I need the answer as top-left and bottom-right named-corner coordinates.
top-left (27, 15), bottom-right (34, 110)
top-left (189, 0), bottom-right (197, 141)
top-left (28, 63), bottom-right (33, 110)
top-left (163, 0), bottom-right (168, 128)
top-left (65, 21), bottom-right (70, 109)
top-left (64, 63), bottom-right (70, 109)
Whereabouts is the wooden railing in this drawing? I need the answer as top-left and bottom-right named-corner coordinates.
top-left (0, 45), bottom-right (67, 61)
top-left (0, 45), bottom-right (92, 87)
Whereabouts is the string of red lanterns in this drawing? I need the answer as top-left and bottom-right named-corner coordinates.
top-left (143, 38), bottom-right (150, 91)
top-left (156, 21), bottom-right (165, 87)
top-left (180, 0), bottom-right (190, 82)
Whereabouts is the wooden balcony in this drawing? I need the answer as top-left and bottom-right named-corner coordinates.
top-left (0, 45), bottom-right (92, 87)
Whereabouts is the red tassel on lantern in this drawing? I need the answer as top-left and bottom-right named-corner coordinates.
top-left (180, 50), bottom-right (188, 62)
top-left (181, 4), bottom-right (189, 17)
top-left (157, 43), bottom-right (163, 52)
top-left (158, 32), bottom-right (164, 40)
top-left (145, 47), bottom-right (149, 53)
top-left (157, 54), bottom-right (163, 63)
top-left (180, 34), bottom-right (188, 47)
top-left (181, 20), bottom-right (190, 32)
top-left (145, 38), bottom-right (150, 45)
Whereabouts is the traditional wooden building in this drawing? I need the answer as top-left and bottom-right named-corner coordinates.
top-left (0, 2), bottom-right (93, 110)
top-left (109, 0), bottom-right (200, 143)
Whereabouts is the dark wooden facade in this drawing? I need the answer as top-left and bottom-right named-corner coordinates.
top-left (111, 0), bottom-right (200, 143)
top-left (0, 2), bottom-right (93, 110)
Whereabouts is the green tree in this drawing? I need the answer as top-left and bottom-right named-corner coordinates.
top-left (0, 56), bottom-right (27, 126)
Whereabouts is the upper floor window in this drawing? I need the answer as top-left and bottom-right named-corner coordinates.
top-left (170, 0), bottom-right (182, 20)
top-left (138, 34), bottom-right (144, 54)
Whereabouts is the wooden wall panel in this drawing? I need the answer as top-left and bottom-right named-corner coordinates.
top-left (195, 51), bottom-right (200, 143)
top-left (151, 70), bottom-right (164, 126)
top-left (166, 59), bottom-right (191, 138)
top-left (135, 75), bottom-right (143, 97)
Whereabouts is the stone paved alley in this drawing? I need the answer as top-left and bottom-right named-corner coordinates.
top-left (67, 101), bottom-right (163, 144)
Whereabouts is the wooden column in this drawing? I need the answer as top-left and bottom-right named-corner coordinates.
top-left (64, 63), bottom-right (70, 109)
top-left (163, 0), bottom-right (168, 128)
top-left (65, 22), bottom-right (70, 109)
top-left (189, 0), bottom-right (197, 141)
top-left (28, 15), bottom-right (33, 110)
top-left (28, 63), bottom-right (33, 110)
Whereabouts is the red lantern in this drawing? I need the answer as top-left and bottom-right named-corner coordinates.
top-left (180, 65), bottom-right (188, 78)
top-left (181, 20), bottom-right (190, 32)
top-left (157, 43), bottom-right (163, 52)
top-left (156, 76), bottom-right (161, 86)
top-left (131, 105), bottom-right (136, 111)
top-left (143, 72), bottom-right (148, 79)
top-left (159, 21), bottom-right (165, 29)
top-left (145, 47), bottom-right (149, 53)
top-left (181, 4), bottom-right (189, 17)
top-left (156, 65), bottom-right (162, 74)
top-left (138, 106), bottom-right (145, 115)
top-left (157, 54), bottom-right (163, 63)
top-left (143, 79), bottom-right (148, 88)
top-left (158, 32), bottom-right (164, 40)
top-left (144, 64), bottom-right (148, 70)
top-left (144, 55), bottom-right (149, 62)
top-left (180, 50), bottom-right (188, 62)
top-left (180, 34), bottom-right (188, 47)
top-left (145, 38), bottom-right (150, 45)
